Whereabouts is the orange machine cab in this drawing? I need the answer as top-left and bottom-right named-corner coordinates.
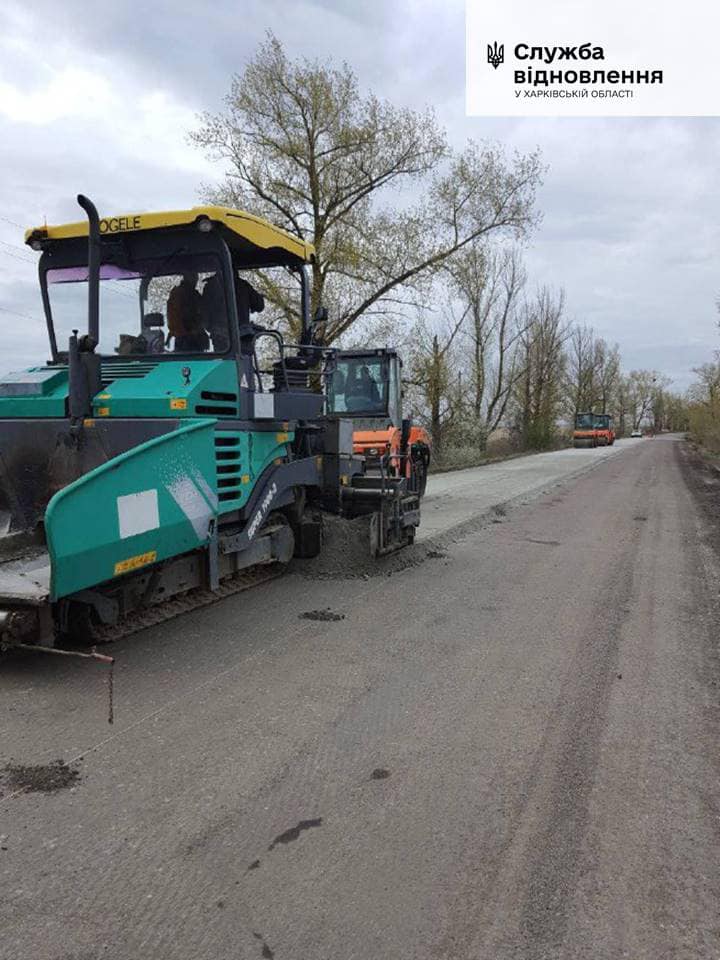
top-left (326, 349), bottom-right (431, 496)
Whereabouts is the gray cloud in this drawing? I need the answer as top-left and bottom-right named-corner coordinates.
top-left (0, 0), bottom-right (717, 389)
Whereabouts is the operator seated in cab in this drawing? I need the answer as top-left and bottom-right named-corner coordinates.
top-left (166, 269), bottom-right (266, 353)
top-left (166, 272), bottom-right (209, 352)
top-left (200, 271), bottom-right (265, 352)
top-left (345, 362), bottom-right (381, 410)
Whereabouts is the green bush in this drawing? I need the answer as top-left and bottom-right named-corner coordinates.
top-left (688, 402), bottom-right (720, 455)
top-left (430, 431), bottom-right (571, 473)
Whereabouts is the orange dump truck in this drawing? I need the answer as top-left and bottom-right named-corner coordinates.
top-left (326, 349), bottom-right (431, 496)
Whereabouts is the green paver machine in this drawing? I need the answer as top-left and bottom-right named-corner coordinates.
top-left (0, 197), bottom-right (420, 651)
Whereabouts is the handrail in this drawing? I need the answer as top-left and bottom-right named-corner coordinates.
top-left (252, 329), bottom-right (289, 392)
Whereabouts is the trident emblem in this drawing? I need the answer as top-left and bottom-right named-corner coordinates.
top-left (487, 42), bottom-right (504, 69)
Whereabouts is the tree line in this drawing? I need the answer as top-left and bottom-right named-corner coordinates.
top-left (192, 35), bottom-right (684, 468)
top-left (404, 266), bottom-right (687, 467)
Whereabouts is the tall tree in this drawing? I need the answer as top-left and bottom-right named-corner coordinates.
top-left (191, 34), bottom-right (543, 342)
top-left (595, 341), bottom-right (621, 415)
top-left (623, 370), bottom-right (667, 431)
top-left (406, 300), bottom-right (468, 464)
top-left (566, 324), bottom-right (598, 416)
top-left (613, 374), bottom-right (630, 437)
top-left (686, 360), bottom-right (720, 447)
top-left (688, 359), bottom-right (720, 408)
top-left (449, 245), bottom-right (527, 449)
top-left (565, 328), bottom-right (620, 419)
top-left (513, 287), bottom-right (569, 449)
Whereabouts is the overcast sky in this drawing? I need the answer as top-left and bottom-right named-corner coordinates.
top-left (0, 0), bottom-right (717, 389)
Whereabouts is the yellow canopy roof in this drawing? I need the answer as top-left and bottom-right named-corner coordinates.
top-left (25, 205), bottom-right (314, 264)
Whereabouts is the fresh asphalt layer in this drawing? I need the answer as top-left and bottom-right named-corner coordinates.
top-left (1, 435), bottom-right (718, 959)
top-left (421, 439), bottom-right (634, 540)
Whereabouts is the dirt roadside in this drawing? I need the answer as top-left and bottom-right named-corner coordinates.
top-left (676, 440), bottom-right (720, 557)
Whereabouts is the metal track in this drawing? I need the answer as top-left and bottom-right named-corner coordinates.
top-left (87, 564), bottom-right (284, 644)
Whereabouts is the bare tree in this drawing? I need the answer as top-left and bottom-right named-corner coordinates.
top-left (449, 245), bottom-right (527, 449)
top-left (513, 287), bottom-right (569, 449)
top-left (565, 327), bottom-right (620, 420)
top-left (613, 374), bottom-right (630, 437)
top-left (566, 324), bottom-right (597, 417)
top-left (688, 357), bottom-right (720, 450)
top-left (688, 359), bottom-right (720, 407)
top-left (406, 301), bottom-right (469, 463)
top-left (595, 341), bottom-right (621, 414)
top-left (623, 370), bottom-right (667, 430)
top-left (661, 392), bottom-right (689, 432)
top-left (191, 34), bottom-right (543, 341)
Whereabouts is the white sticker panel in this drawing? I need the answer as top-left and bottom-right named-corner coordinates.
top-left (117, 489), bottom-right (160, 539)
top-left (254, 393), bottom-right (275, 419)
top-left (166, 476), bottom-right (213, 540)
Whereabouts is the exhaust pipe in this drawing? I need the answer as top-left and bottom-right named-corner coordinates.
top-left (67, 195), bottom-right (103, 426)
top-left (77, 194), bottom-right (101, 345)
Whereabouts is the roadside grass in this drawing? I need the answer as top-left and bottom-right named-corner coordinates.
top-left (688, 437), bottom-right (720, 465)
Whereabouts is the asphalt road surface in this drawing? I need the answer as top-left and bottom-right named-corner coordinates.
top-left (421, 440), bottom-right (630, 540)
top-left (1, 435), bottom-right (718, 960)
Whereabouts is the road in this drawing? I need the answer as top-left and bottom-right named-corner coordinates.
top-left (421, 440), bottom-right (629, 540)
top-left (1, 435), bottom-right (718, 960)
